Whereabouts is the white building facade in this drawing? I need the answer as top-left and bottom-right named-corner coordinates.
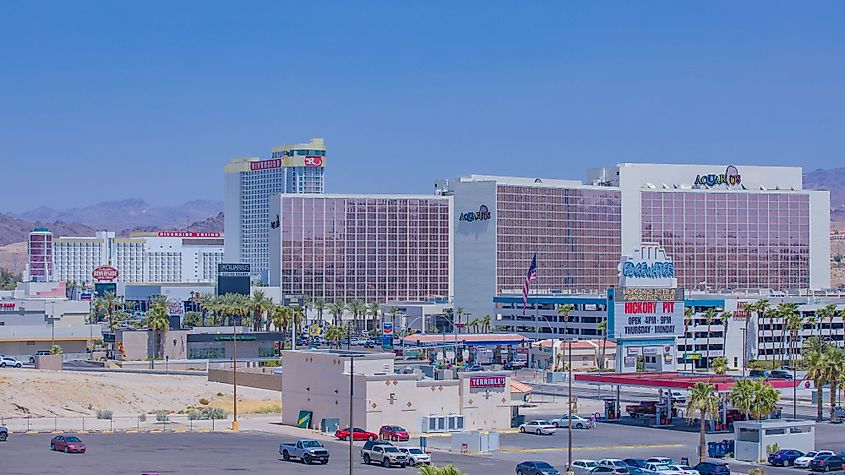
top-left (224, 138), bottom-right (326, 282)
top-left (50, 231), bottom-right (224, 285)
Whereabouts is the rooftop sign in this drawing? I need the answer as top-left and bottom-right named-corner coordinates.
top-left (459, 205), bottom-right (491, 222)
top-left (157, 232), bottom-right (221, 238)
top-left (92, 265), bottom-right (119, 281)
top-left (694, 165), bottom-right (741, 187)
top-left (249, 158), bottom-right (283, 171)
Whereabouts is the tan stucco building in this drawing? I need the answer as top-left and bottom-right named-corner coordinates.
top-left (281, 349), bottom-right (513, 434)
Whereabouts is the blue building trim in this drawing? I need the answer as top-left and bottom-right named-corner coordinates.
top-left (493, 295), bottom-right (607, 305)
top-left (684, 299), bottom-right (725, 308)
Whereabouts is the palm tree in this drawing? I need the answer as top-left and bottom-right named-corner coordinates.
top-left (684, 307), bottom-right (694, 371)
top-left (555, 304), bottom-right (574, 340)
top-left (481, 314), bottom-right (492, 333)
top-left (803, 336), bottom-right (830, 421)
top-left (367, 302), bottom-right (381, 333)
top-left (785, 311), bottom-right (804, 369)
top-left (348, 299), bottom-right (365, 334)
top-left (711, 356), bottom-right (728, 375)
top-left (816, 304), bottom-right (837, 339)
top-left (703, 308), bottom-right (717, 370)
top-left (418, 464), bottom-right (469, 475)
top-left (329, 300), bottom-right (346, 327)
top-left (271, 305), bottom-right (290, 332)
top-left (314, 298), bottom-right (326, 325)
top-left (777, 303), bottom-right (799, 368)
top-left (387, 305), bottom-right (399, 330)
top-left (764, 307), bottom-right (778, 363)
top-left (249, 290), bottom-right (274, 332)
top-left (455, 307), bottom-right (464, 334)
top-left (688, 382), bottom-right (720, 463)
top-left (745, 299), bottom-right (769, 366)
top-left (597, 320), bottom-right (608, 370)
top-left (103, 290), bottom-right (119, 332)
top-left (325, 325), bottom-right (347, 349)
top-left (718, 311), bottom-right (731, 364)
top-left (729, 378), bottom-right (756, 420)
top-left (822, 346), bottom-right (845, 420)
top-left (145, 298), bottom-right (170, 360)
top-left (748, 379), bottom-right (781, 421)
top-left (467, 318), bottom-right (480, 333)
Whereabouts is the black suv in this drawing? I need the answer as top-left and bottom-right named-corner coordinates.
top-left (748, 370), bottom-right (769, 379)
top-left (0, 425), bottom-right (8, 442)
top-left (769, 370), bottom-right (793, 379)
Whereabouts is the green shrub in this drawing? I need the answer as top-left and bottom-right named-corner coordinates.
top-left (187, 407), bottom-right (228, 420)
top-left (138, 413), bottom-right (147, 422)
top-left (95, 409), bottom-right (113, 420)
top-left (766, 443), bottom-right (779, 455)
top-left (155, 411), bottom-right (169, 422)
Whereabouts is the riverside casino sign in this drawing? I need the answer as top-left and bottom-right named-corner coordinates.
top-left (613, 243), bottom-right (684, 340)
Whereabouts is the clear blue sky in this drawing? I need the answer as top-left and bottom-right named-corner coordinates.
top-left (1, 1), bottom-right (843, 212)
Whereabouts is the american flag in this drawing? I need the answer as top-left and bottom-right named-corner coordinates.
top-left (522, 253), bottom-right (538, 315)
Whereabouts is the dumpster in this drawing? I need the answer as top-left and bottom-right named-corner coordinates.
top-left (708, 441), bottom-right (727, 458)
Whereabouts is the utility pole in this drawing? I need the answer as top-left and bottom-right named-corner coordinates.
top-left (232, 320), bottom-right (238, 431)
top-left (348, 355), bottom-right (358, 475)
top-left (567, 337), bottom-right (573, 475)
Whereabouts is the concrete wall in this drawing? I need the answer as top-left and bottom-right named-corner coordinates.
top-left (208, 368), bottom-right (282, 391)
top-left (118, 330), bottom-right (188, 360)
top-left (457, 372), bottom-right (512, 431)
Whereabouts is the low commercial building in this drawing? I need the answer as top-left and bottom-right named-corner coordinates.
top-left (529, 339), bottom-right (617, 371)
top-left (281, 349), bottom-right (513, 434)
top-left (116, 328), bottom-right (283, 360)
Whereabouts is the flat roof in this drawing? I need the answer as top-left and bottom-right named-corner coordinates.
top-left (401, 333), bottom-right (529, 346)
top-left (576, 371), bottom-right (799, 392)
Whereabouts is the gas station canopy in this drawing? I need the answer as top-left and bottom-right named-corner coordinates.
top-left (576, 372), bottom-right (800, 392)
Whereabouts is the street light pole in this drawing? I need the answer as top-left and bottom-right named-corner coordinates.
top-left (567, 337), bottom-right (573, 474)
top-left (232, 320), bottom-right (239, 431)
top-left (348, 355), bottom-right (358, 475)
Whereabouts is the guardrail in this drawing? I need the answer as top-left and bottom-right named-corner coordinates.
top-left (0, 414), bottom-right (232, 434)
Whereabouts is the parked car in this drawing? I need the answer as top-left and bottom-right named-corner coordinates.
top-left (768, 370), bottom-right (793, 379)
top-left (693, 461), bottom-right (730, 475)
top-left (29, 350), bottom-right (51, 364)
top-left (397, 447), bottom-right (430, 466)
top-left (645, 463), bottom-right (682, 475)
top-left (748, 370), bottom-right (769, 379)
top-left (768, 449), bottom-right (805, 466)
top-left (516, 461), bottom-right (561, 475)
top-left (623, 459), bottom-right (648, 469)
top-left (591, 467), bottom-right (629, 475)
top-left (278, 440), bottom-right (329, 464)
top-left (810, 454), bottom-right (845, 472)
top-left (627, 468), bottom-right (649, 475)
top-left (504, 360), bottom-right (528, 370)
top-left (572, 460), bottom-right (600, 475)
top-left (379, 425), bottom-right (410, 441)
top-left (795, 451), bottom-right (836, 468)
top-left (464, 364), bottom-right (484, 372)
top-left (519, 420), bottom-right (557, 435)
top-left (669, 391), bottom-right (687, 404)
top-left (0, 356), bottom-right (22, 368)
top-left (334, 427), bottom-right (377, 441)
top-left (668, 464), bottom-right (699, 475)
top-left (599, 459), bottom-right (631, 473)
top-left (361, 440), bottom-right (393, 453)
top-left (625, 401), bottom-right (658, 418)
top-left (50, 435), bottom-right (86, 453)
top-left (361, 443), bottom-right (407, 467)
top-left (645, 458), bottom-right (675, 465)
top-left (0, 425), bottom-right (7, 441)
top-left (551, 414), bottom-right (590, 429)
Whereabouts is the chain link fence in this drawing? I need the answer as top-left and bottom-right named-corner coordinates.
top-left (0, 414), bottom-right (232, 434)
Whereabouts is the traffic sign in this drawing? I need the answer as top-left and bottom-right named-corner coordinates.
top-left (308, 324), bottom-right (321, 337)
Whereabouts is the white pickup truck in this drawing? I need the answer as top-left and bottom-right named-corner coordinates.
top-left (279, 440), bottom-right (330, 465)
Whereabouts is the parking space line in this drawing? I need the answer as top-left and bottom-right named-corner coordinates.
top-left (499, 443), bottom-right (686, 453)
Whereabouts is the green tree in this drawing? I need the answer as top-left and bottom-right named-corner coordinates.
top-left (711, 356), bottom-right (728, 375)
top-left (764, 307), bottom-right (778, 363)
top-left (314, 298), bottom-right (326, 325)
top-left (249, 289), bottom-right (274, 331)
top-left (729, 378), bottom-right (756, 420)
top-left (748, 380), bottom-right (781, 420)
top-left (803, 336), bottom-right (830, 421)
top-left (777, 303), bottom-right (799, 367)
top-left (719, 311), bottom-right (732, 364)
top-left (325, 325), bottom-right (347, 348)
top-left (556, 304), bottom-right (574, 339)
top-left (329, 300), bottom-right (346, 327)
top-left (348, 299), bottom-right (365, 334)
top-left (816, 304), bottom-right (837, 339)
top-left (597, 319), bottom-right (608, 370)
top-left (684, 307), bottom-right (694, 370)
top-left (387, 306), bottom-right (399, 329)
top-left (455, 307), bottom-right (464, 334)
top-left (785, 311), bottom-right (804, 369)
top-left (481, 314), bottom-right (492, 333)
top-left (183, 311), bottom-right (203, 327)
top-left (744, 299), bottom-right (769, 366)
top-left (145, 298), bottom-right (171, 359)
top-left (0, 268), bottom-right (22, 291)
top-left (703, 308), bottom-right (717, 370)
top-left (270, 305), bottom-right (290, 332)
top-left (822, 345), bottom-right (845, 420)
top-left (688, 382), bottom-right (720, 463)
top-left (367, 301), bottom-right (381, 333)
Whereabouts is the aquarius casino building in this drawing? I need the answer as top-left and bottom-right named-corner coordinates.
top-left (444, 163), bottom-right (830, 319)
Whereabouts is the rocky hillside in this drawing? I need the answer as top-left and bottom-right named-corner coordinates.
top-left (804, 168), bottom-right (845, 230)
top-left (0, 212), bottom-right (96, 247)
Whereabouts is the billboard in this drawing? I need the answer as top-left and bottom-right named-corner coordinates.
top-left (284, 156), bottom-right (325, 168)
top-left (469, 376), bottom-right (506, 390)
top-left (94, 282), bottom-right (117, 297)
top-left (92, 265), bottom-right (119, 281)
top-left (382, 321), bottom-right (394, 350)
top-left (613, 296), bottom-right (684, 339)
top-left (217, 263), bottom-right (250, 296)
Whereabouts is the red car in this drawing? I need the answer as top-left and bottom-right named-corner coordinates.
top-left (379, 425), bottom-right (410, 441)
top-left (50, 435), bottom-right (86, 453)
top-left (335, 427), bottom-right (377, 441)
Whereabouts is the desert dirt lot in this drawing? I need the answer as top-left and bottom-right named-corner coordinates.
top-left (0, 368), bottom-right (280, 418)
